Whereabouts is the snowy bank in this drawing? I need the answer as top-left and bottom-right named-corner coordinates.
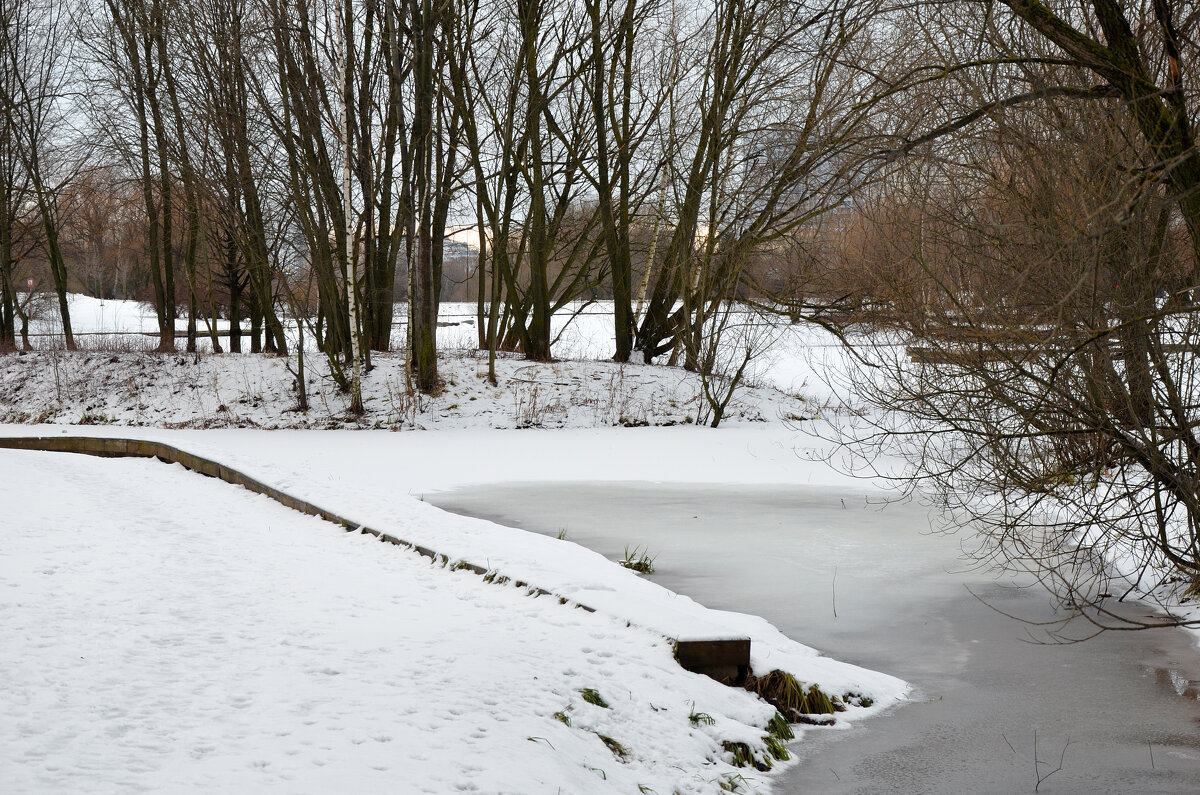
top-left (0, 350), bottom-right (807, 431)
top-left (0, 425), bottom-right (907, 792)
top-left (8, 293), bottom-right (847, 430)
top-left (0, 424), bottom-right (905, 688)
top-left (1, 451), bottom-right (798, 793)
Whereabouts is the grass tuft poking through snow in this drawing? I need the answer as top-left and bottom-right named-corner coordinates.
top-left (620, 544), bottom-right (657, 574)
top-left (744, 670), bottom-right (838, 722)
top-left (578, 688), bottom-right (610, 708)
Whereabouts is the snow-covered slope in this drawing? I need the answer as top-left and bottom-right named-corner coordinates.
top-left (1, 450), bottom-right (811, 793)
top-left (0, 424), bottom-right (908, 793)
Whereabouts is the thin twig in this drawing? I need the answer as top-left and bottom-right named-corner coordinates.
top-left (832, 565), bottom-right (838, 618)
top-left (1034, 731), bottom-right (1071, 792)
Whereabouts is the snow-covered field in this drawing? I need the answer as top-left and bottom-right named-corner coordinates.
top-left (0, 350), bottom-right (805, 430)
top-left (0, 433), bottom-right (904, 793)
top-left (22, 294), bottom-right (845, 402)
top-left (0, 297), bottom-right (905, 793)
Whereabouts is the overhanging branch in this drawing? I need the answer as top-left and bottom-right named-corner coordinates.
top-left (878, 84), bottom-right (1120, 161)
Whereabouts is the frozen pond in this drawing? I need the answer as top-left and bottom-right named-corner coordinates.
top-left (430, 483), bottom-right (1200, 793)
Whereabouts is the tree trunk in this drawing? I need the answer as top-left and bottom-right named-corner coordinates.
top-left (408, 0), bottom-right (440, 391)
top-left (521, 0), bottom-right (551, 362)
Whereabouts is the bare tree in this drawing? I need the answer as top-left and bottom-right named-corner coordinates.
top-left (838, 17), bottom-right (1200, 635)
top-left (0, 0), bottom-right (32, 351)
top-left (405, 0), bottom-right (456, 393)
top-left (89, 0), bottom-right (182, 351)
top-left (634, 0), bottom-right (877, 371)
top-left (2, 0), bottom-right (81, 349)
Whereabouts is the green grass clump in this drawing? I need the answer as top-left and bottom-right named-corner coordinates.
top-left (579, 688), bottom-right (609, 708)
top-left (721, 741), bottom-right (772, 772)
top-left (619, 545), bottom-right (656, 574)
top-left (843, 691), bottom-right (875, 709)
top-left (766, 711), bottom-right (794, 741)
top-left (762, 734), bottom-right (790, 762)
top-left (744, 669), bottom-right (836, 721)
top-left (598, 734), bottom-right (629, 760)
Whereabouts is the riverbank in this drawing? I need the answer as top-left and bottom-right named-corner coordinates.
top-left (429, 481), bottom-right (1200, 793)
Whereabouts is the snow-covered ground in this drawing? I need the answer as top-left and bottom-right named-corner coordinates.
top-left (1, 451), bottom-right (805, 793)
top-left (0, 431), bottom-right (905, 793)
top-left (4, 294), bottom-right (831, 430)
top-left (1, 297), bottom-right (905, 793)
top-left (10, 292), bottom-right (1195, 792)
top-left (0, 350), bottom-right (804, 430)
top-left (22, 294), bottom-right (844, 407)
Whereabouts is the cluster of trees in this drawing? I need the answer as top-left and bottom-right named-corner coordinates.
top-left (4, 0), bottom-right (1200, 627)
top-left (1, 0), bottom-right (880, 397)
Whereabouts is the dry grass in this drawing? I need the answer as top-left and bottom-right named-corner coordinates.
top-left (743, 669), bottom-right (837, 721)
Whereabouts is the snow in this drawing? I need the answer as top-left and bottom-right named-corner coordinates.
top-left (0, 350), bottom-right (802, 430)
top-left (31, 293), bottom-right (164, 338)
top-left (8, 294), bottom-right (842, 430)
top-left (1, 295), bottom-right (909, 793)
top-left (7, 291), bottom-right (1200, 791)
top-left (1, 451), bottom-right (789, 793)
top-left (0, 422), bottom-right (904, 685)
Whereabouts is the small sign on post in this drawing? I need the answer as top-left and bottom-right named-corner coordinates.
top-left (25, 278), bottom-right (33, 291)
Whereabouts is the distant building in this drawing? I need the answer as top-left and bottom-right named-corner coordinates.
top-left (441, 240), bottom-right (477, 302)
